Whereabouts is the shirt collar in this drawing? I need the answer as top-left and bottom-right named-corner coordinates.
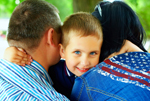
top-left (0, 59), bottom-right (53, 85)
top-left (26, 60), bottom-right (53, 85)
top-left (65, 66), bottom-right (75, 77)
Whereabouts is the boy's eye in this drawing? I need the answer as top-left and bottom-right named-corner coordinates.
top-left (90, 52), bottom-right (96, 55)
top-left (75, 51), bottom-right (80, 54)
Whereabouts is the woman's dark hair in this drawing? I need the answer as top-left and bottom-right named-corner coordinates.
top-left (92, 1), bottom-right (147, 62)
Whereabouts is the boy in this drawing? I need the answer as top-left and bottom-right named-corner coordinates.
top-left (49, 12), bottom-right (103, 98)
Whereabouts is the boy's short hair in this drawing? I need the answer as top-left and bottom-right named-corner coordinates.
top-left (61, 12), bottom-right (103, 48)
top-left (7, 0), bottom-right (61, 51)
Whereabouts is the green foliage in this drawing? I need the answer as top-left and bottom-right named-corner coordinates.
top-left (125, 0), bottom-right (150, 38)
top-left (0, 0), bottom-right (73, 21)
top-left (0, 0), bottom-right (24, 17)
top-left (45, 0), bottom-right (73, 21)
top-left (2, 31), bottom-right (7, 35)
top-left (1, 0), bottom-right (149, 38)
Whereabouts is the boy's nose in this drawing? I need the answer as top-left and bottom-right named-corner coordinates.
top-left (81, 58), bottom-right (90, 67)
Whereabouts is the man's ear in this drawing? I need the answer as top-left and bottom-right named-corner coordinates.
top-left (47, 28), bottom-right (55, 47)
top-left (59, 44), bottom-right (65, 59)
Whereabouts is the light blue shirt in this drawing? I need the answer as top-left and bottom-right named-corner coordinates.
top-left (0, 59), bottom-right (69, 101)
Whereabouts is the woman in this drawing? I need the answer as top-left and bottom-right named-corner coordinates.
top-left (92, 1), bottom-right (147, 62)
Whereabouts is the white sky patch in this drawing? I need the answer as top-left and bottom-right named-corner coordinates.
top-left (15, 0), bottom-right (20, 4)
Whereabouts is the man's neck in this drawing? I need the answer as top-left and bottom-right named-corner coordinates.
top-left (30, 50), bottom-right (49, 72)
top-left (26, 42), bottom-right (50, 72)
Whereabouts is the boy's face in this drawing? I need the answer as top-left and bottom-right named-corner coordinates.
top-left (60, 33), bottom-right (102, 76)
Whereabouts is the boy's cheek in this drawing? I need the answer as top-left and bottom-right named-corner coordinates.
top-left (66, 59), bottom-right (75, 68)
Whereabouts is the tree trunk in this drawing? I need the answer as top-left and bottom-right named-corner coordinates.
top-left (73, 0), bottom-right (103, 13)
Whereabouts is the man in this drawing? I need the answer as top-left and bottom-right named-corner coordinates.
top-left (0, 0), bottom-right (69, 100)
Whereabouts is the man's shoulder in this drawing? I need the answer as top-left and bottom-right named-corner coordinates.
top-left (0, 59), bottom-right (69, 100)
top-left (0, 77), bottom-right (38, 100)
top-left (0, 59), bottom-right (13, 65)
top-left (0, 77), bottom-right (68, 101)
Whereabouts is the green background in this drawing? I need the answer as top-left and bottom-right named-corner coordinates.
top-left (0, 0), bottom-right (150, 38)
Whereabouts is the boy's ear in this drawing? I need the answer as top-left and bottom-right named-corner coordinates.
top-left (47, 28), bottom-right (55, 47)
top-left (59, 44), bottom-right (65, 59)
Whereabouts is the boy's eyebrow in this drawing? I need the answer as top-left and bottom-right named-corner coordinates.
top-left (72, 48), bottom-right (100, 52)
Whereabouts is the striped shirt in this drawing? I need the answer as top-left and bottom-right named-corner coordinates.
top-left (0, 59), bottom-right (69, 101)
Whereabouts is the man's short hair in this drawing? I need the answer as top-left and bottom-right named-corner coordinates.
top-left (7, 0), bottom-right (61, 51)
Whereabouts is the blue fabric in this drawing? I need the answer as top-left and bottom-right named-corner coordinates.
top-left (49, 60), bottom-right (75, 98)
top-left (0, 59), bottom-right (69, 101)
top-left (71, 52), bottom-right (150, 101)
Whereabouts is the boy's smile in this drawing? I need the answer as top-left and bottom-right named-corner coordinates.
top-left (60, 32), bottom-right (102, 76)
top-left (76, 67), bottom-right (90, 73)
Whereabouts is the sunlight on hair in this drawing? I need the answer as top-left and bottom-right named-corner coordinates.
top-left (103, 0), bottom-right (114, 2)
top-left (103, 0), bottom-right (123, 2)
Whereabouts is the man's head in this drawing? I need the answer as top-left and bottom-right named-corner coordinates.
top-left (7, 0), bottom-right (62, 69)
top-left (7, 0), bottom-right (61, 53)
top-left (60, 12), bottom-right (103, 76)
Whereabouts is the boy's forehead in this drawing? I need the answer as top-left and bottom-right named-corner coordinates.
top-left (68, 33), bottom-right (102, 45)
top-left (63, 30), bottom-right (103, 49)
top-left (65, 35), bottom-right (102, 53)
top-left (68, 30), bottom-right (102, 39)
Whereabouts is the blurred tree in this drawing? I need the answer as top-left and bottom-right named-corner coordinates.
top-left (46, 0), bottom-right (73, 21)
top-left (73, 0), bottom-right (102, 13)
top-left (1, 0), bottom-right (150, 38)
top-left (125, 0), bottom-right (150, 38)
top-left (0, 0), bottom-right (24, 18)
top-left (0, 0), bottom-right (73, 21)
